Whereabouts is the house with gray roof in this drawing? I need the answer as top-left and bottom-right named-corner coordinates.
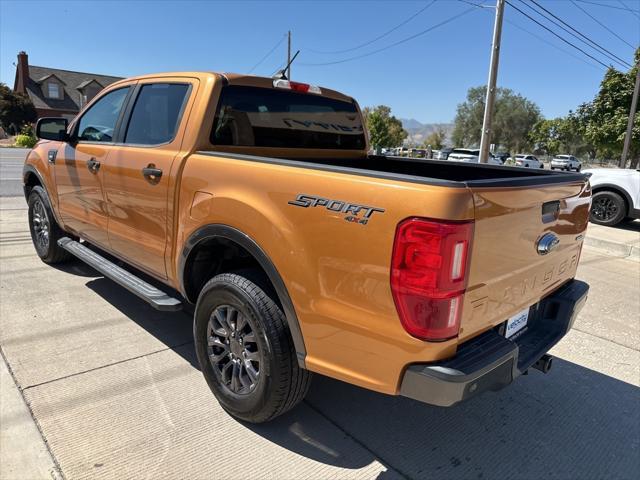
top-left (13, 51), bottom-right (123, 120)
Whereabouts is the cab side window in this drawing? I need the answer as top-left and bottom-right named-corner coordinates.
top-left (124, 83), bottom-right (190, 145)
top-left (77, 87), bottom-right (130, 142)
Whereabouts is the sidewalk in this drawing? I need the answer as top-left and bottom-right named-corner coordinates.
top-left (0, 352), bottom-right (60, 480)
top-left (584, 221), bottom-right (640, 261)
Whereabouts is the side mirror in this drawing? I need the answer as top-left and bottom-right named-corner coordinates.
top-left (35, 117), bottom-right (69, 141)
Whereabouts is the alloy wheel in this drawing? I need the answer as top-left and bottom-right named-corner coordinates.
top-left (592, 196), bottom-right (618, 222)
top-left (207, 305), bottom-right (261, 395)
top-left (32, 199), bottom-right (50, 251)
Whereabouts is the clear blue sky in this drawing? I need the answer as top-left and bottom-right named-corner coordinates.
top-left (1, 0), bottom-right (638, 123)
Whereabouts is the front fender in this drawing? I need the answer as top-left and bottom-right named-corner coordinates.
top-left (23, 144), bottom-right (63, 226)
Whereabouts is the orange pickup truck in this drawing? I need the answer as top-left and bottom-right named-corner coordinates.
top-left (24, 71), bottom-right (590, 423)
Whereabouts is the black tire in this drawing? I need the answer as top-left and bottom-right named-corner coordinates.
top-left (590, 191), bottom-right (626, 226)
top-left (194, 273), bottom-right (311, 423)
top-left (576, 165), bottom-right (581, 172)
top-left (27, 186), bottom-right (72, 264)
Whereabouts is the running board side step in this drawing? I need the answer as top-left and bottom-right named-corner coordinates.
top-left (57, 237), bottom-right (182, 311)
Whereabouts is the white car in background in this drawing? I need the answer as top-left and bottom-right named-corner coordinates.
top-left (584, 168), bottom-right (640, 226)
top-left (513, 154), bottom-right (544, 168)
top-left (551, 154), bottom-right (582, 171)
top-left (447, 148), bottom-right (502, 165)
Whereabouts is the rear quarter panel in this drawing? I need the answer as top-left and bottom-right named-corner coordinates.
top-left (175, 153), bottom-right (476, 394)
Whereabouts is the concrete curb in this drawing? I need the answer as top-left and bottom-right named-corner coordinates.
top-left (584, 236), bottom-right (640, 261)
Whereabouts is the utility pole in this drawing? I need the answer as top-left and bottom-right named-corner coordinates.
top-left (287, 30), bottom-right (292, 79)
top-left (479, 0), bottom-right (505, 163)
top-left (620, 62), bottom-right (639, 168)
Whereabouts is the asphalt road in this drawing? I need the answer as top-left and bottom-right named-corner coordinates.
top-left (1, 153), bottom-right (639, 479)
top-left (0, 148), bottom-right (29, 197)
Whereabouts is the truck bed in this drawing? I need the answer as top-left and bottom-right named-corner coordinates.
top-left (206, 151), bottom-right (586, 187)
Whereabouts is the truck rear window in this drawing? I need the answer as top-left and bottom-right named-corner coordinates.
top-left (211, 85), bottom-right (365, 150)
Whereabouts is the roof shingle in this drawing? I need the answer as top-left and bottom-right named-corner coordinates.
top-left (25, 65), bottom-right (123, 112)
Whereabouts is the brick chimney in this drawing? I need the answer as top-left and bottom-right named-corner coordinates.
top-left (14, 51), bottom-right (29, 93)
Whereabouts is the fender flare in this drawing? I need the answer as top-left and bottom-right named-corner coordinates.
top-left (179, 224), bottom-right (307, 367)
top-left (22, 164), bottom-right (64, 227)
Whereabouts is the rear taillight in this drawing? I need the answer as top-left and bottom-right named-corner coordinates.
top-left (273, 79), bottom-right (322, 94)
top-left (391, 218), bottom-right (473, 341)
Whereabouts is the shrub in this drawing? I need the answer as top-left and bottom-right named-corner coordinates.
top-left (15, 133), bottom-right (37, 148)
top-left (20, 123), bottom-right (34, 136)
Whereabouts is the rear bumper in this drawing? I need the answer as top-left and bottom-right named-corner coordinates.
top-left (399, 279), bottom-right (589, 407)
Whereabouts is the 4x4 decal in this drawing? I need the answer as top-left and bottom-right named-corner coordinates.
top-left (288, 194), bottom-right (385, 225)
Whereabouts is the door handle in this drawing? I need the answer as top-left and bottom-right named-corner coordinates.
top-left (142, 164), bottom-right (163, 184)
top-left (87, 158), bottom-right (100, 173)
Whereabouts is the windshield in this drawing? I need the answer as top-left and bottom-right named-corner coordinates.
top-left (211, 85), bottom-right (365, 150)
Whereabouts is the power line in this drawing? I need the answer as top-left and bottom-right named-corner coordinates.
top-left (307, 1), bottom-right (437, 54)
top-left (617, 0), bottom-right (640, 18)
top-left (506, 0), bottom-right (612, 69)
top-left (461, 0), bottom-right (606, 70)
top-left (575, 0), bottom-right (640, 13)
top-left (570, 0), bottom-right (637, 50)
top-left (457, 0), bottom-right (493, 7)
top-left (299, 6), bottom-right (477, 66)
top-left (248, 34), bottom-right (287, 74)
top-left (506, 18), bottom-right (606, 70)
top-left (524, 0), bottom-right (632, 69)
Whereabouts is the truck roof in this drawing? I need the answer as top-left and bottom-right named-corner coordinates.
top-left (107, 71), bottom-right (355, 103)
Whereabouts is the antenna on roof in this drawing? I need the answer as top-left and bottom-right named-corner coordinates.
top-left (272, 50), bottom-right (300, 80)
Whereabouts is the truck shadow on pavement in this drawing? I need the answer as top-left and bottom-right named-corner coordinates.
top-left (83, 274), bottom-right (198, 369)
top-left (70, 260), bottom-right (638, 479)
top-left (299, 367), bottom-right (639, 479)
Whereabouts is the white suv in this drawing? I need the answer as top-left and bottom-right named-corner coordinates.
top-left (584, 168), bottom-right (640, 226)
top-left (551, 155), bottom-right (581, 171)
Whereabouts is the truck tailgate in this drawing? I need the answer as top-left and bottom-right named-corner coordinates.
top-left (459, 178), bottom-right (591, 342)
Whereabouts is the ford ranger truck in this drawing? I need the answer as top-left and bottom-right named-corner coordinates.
top-left (24, 72), bottom-right (590, 423)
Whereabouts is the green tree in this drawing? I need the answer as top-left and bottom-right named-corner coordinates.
top-left (578, 48), bottom-right (639, 167)
top-left (362, 105), bottom-right (407, 148)
top-left (452, 86), bottom-right (542, 152)
top-left (529, 118), bottom-right (563, 156)
top-left (529, 114), bottom-right (595, 159)
top-left (0, 83), bottom-right (37, 134)
top-left (423, 128), bottom-right (445, 149)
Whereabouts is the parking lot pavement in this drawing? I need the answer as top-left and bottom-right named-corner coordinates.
top-left (1, 196), bottom-right (639, 480)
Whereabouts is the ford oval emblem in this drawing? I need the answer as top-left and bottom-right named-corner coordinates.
top-left (537, 233), bottom-right (560, 255)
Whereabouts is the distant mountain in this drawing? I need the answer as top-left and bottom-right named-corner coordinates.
top-left (400, 118), bottom-right (425, 130)
top-left (400, 118), bottom-right (454, 147)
